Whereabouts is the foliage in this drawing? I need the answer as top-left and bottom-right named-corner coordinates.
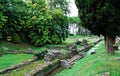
top-left (75, 0), bottom-right (120, 54)
top-left (34, 50), bottom-right (48, 60)
top-left (0, 0), bottom-right (26, 37)
top-left (47, 0), bottom-right (70, 15)
top-left (75, 0), bottom-right (120, 36)
top-left (68, 16), bottom-right (80, 24)
top-left (0, 0), bottom-right (69, 46)
top-left (0, 12), bottom-right (7, 39)
top-left (19, 33), bottom-right (27, 43)
top-left (11, 32), bottom-right (21, 43)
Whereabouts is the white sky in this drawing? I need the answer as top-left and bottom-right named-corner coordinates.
top-left (68, 0), bottom-right (78, 17)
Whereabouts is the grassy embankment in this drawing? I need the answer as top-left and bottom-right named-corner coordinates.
top-left (56, 41), bottom-right (120, 76)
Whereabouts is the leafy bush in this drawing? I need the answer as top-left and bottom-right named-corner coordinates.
top-left (11, 32), bottom-right (21, 43)
top-left (34, 50), bottom-right (48, 60)
top-left (19, 33), bottom-right (27, 43)
top-left (0, 0), bottom-right (69, 46)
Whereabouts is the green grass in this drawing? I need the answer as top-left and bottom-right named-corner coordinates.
top-left (0, 41), bottom-right (31, 51)
top-left (4, 59), bottom-right (59, 76)
top-left (5, 60), bottom-right (44, 76)
top-left (55, 41), bottom-right (120, 76)
top-left (63, 35), bottom-right (101, 44)
top-left (63, 35), bottom-right (86, 44)
top-left (0, 40), bottom-right (48, 53)
top-left (0, 54), bottom-right (33, 69)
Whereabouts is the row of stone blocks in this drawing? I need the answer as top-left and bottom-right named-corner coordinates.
top-left (0, 57), bottom-right (37, 74)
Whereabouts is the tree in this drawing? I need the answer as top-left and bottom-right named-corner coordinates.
top-left (0, 0), bottom-right (26, 42)
top-left (47, 0), bottom-right (70, 15)
top-left (0, 0), bottom-right (69, 46)
top-left (24, 0), bottom-right (69, 46)
top-left (0, 13), bottom-right (7, 39)
top-left (75, 0), bottom-right (120, 54)
top-left (68, 17), bottom-right (80, 24)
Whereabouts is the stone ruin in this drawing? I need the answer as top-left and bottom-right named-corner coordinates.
top-left (60, 60), bottom-right (71, 69)
top-left (66, 43), bottom-right (78, 57)
top-left (98, 72), bottom-right (110, 76)
top-left (74, 39), bottom-right (81, 45)
top-left (115, 36), bottom-right (120, 44)
top-left (81, 39), bottom-right (88, 46)
top-left (78, 52), bottom-right (86, 57)
top-left (2, 47), bottom-right (9, 51)
top-left (44, 50), bottom-right (63, 63)
top-left (113, 36), bottom-right (120, 50)
top-left (90, 51), bottom-right (96, 55)
top-left (113, 44), bottom-right (118, 50)
top-left (34, 50), bottom-right (48, 60)
top-left (44, 52), bottom-right (55, 63)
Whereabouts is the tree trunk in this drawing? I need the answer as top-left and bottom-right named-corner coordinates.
top-left (105, 35), bottom-right (115, 55)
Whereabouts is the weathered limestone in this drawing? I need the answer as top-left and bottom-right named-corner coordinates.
top-left (113, 44), bottom-right (118, 50)
top-left (44, 53), bottom-right (55, 62)
top-left (66, 43), bottom-right (78, 56)
top-left (115, 57), bottom-right (120, 60)
top-left (24, 60), bottom-right (60, 76)
top-left (113, 36), bottom-right (120, 50)
top-left (81, 39), bottom-right (88, 46)
top-left (75, 39), bottom-right (81, 45)
top-left (2, 47), bottom-right (9, 51)
top-left (61, 60), bottom-right (71, 69)
top-left (90, 51), bottom-right (96, 55)
top-left (97, 72), bottom-right (110, 76)
top-left (78, 52), bottom-right (86, 57)
top-left (44, 50), bottom-right (63, 62)
top-left (61, 55), bottom-right (82, 69)
top-left (34, 50), bottom-right (48, 60)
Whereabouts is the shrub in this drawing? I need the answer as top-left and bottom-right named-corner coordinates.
top-left (19, 33), bottom-right (27, 43)
top-left (11, 32), bottom-right (21, 43)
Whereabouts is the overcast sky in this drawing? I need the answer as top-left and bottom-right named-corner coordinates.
top-left (69, 0), bottom-right (78, 17)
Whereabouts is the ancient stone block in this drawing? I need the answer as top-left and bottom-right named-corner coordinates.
top-left (60, 60), bottom-right (71, 69)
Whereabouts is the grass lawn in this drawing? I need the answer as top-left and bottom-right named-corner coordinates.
top-left (4, 59), bottom-right (59, 76)
top-left (5, 60), bottom-right (44, 76)
top-left (0, 54), bottom-right (33, 69)
top-left (63, 35), bottom-right (101, 44)
top-left (55, 41), bottom-right (120, 76)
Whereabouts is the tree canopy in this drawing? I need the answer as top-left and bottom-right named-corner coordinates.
top-left (68, 17), bottom-right (80, 24)
top-left (47, 0), bottom-right (70, 14)
top-left (75, 0), bottom-right (120, 54)
top-left (75, 0), bottom-right (120, 36)
top-left (0, 0), bottom-right (70, 46)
